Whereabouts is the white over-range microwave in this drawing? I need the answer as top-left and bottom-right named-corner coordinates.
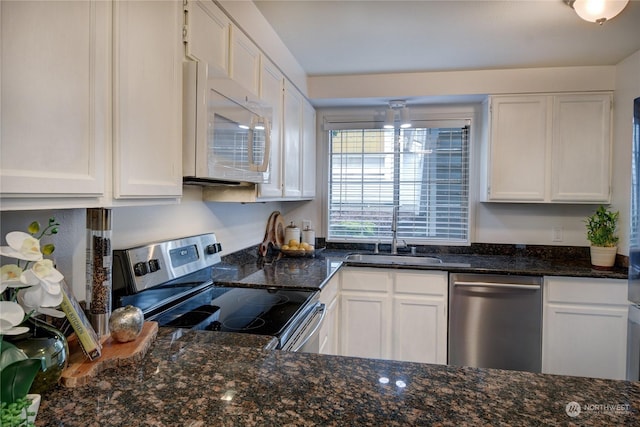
top-left (183, 61), bottom-right (272, 185)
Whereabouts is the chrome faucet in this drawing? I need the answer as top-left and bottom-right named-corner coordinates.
top-left (391, 206), bottom-right (406, 254)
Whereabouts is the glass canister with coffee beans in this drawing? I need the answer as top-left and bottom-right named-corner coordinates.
top-left (86, 208), bottom-right (113, 338)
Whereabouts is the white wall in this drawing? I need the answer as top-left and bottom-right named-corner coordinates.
top-left (308, 66), bottom-right (616, 104)
top-left (0, 209), bottom-right (86, 300)
top-left (0, 188), bottom-right (296, 301)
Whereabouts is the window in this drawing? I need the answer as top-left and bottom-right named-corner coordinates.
top-left (328, 119), bottom-right (470, 245)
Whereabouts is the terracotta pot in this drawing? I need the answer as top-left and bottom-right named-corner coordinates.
top-left (590, 245), bottom-right (617, 270)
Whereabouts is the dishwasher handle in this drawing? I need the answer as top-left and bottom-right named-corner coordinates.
top-left (453, 281), bottom-right (541, 290)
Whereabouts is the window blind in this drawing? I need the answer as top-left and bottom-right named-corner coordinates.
top-left (328, 120), bottom-right (470, 244)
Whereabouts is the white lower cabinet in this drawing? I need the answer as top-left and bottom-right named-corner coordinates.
top-left (338, 267), bottom-right (448, 364)
top-left (542, 276), bottom-right (628, 380)
top-left (392, 270), bottom-right (448, 364)
top-left (339, 268), bottom-right (391, 359)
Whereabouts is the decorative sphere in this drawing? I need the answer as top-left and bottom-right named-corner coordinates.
top-left (109, 305), bottom-right (144, 343)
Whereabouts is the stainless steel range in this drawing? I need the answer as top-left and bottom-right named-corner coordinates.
top-left (112, 233), bottom-right (324, 351)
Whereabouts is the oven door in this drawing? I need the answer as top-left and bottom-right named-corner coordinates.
top-left (280, 301), bottom-right (326, 353)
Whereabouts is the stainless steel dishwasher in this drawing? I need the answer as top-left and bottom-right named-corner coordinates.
top-left (448, 273), bottom-right (543, 372)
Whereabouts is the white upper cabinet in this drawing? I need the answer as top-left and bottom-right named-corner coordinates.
top-left (229, 24), bottom-right (261, 100)
top-left (257, 57), bottom-right (284, 199)
top-left (282, 80), bottom-right (316, 200)
top-left (550, 94), bottom-right (611, 202)
top-left (1, 0), bottom-right (184, 209)
top-left (483, 93), bottom-right (612, 203)
top-left (283, 80), bottom-right (303, 198)
top-left (112, 0), bottom-right (183, 199)
top-left (301, 99), bottom-right (317, 199)
top-left (485, 95), bottom-right (549, 201)
top-left (0, 0), bottom-right (109, 204)
top-left (183, 0), bottom-right (230, 77)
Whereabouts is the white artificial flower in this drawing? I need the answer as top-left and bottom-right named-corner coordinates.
top-left (0, 231), bottom-right (43, 262)
top-left (0, 264), bottom-right (25, 293)
top-left (1, 223), bottom-right (65, 320)
top-left (0, 301), bottom-right (29, 335)
top-left (21, 259), bottom-right (63, 287)
top-left (18, 259), bottom-right (64, 312)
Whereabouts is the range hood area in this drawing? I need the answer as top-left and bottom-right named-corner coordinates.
top-left (182, 61), bottom-right (272, 188)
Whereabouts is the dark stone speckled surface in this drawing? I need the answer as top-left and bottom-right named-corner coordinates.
top-left (211, 243), bottom-right (627, 292)
top-left (38, 328), bottom-right (640, 426)
top-left (35, 243), bottom-right (632, 426)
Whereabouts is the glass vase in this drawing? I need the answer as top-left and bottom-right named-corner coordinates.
top-left (4, 317), bottom-right (69, 394)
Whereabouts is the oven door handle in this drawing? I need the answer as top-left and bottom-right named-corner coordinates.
top-left (291, 302), bottom-right (326, 352)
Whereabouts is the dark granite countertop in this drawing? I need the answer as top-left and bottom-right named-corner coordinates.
top-left (38, 328), bottom-right (640, 426)
top-left (35, 244), bottom-right (634, 425)
top-left (211, 244), bottom-right (627, 292)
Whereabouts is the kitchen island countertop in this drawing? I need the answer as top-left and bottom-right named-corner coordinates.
top-left (38, 327), bottom-right (639, 426)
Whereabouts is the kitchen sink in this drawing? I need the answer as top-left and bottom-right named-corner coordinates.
top-left (344, 253), bottom-right (443, 266)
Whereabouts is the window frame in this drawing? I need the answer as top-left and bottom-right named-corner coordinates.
top-left (321, 107), bottom-right (478, 247)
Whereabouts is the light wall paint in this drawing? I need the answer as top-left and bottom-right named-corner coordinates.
top-left (308, 66), bottom-right (616, 104)
top-left (0, 188), bottom-right (297, 300)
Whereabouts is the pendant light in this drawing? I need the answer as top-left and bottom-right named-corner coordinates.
top-left (400, 106), bottom-right (412, 129)
top-left (566, 0), bottom-right (629, 24)
top-left (384, 108), bottom-right (396, 129)
top-left (384, 101), bottom-right (412, 129)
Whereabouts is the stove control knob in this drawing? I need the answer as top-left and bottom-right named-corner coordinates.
top-left (133, 261), bottom-right (148, 276)
top-left (206, 243), bottom-right (222, 255)
top-left (148, 259), bottom-right (160, 273)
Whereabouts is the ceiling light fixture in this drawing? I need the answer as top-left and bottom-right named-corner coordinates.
top-left (384, 108), bottom-right (396, 129)
top-left (565, 0), bottom-right (629, 25)
top-left (400, 106), bottom-right (411, 129)
top-left (384, 100), bottom-right (412, 129)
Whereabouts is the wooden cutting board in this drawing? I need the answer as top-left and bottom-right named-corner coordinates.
top-left (259, 211), bottom-right (285, 256)
top-left (61, 321), bottom-right (158, 388)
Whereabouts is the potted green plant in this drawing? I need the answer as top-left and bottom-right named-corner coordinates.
top-left (0, 339), bottom-right (42, 427)
top-left (585, 205), bottom-right (619, 269)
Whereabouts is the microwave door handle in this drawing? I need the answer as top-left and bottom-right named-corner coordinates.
top-left (259, 118), bottom-right (271, 172)
top-left (251, 117), bottom-right (271, 173)
top-left (248, 126), bottom-right (256, 171)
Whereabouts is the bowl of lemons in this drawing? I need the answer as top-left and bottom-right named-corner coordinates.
top-left (279, 240), bottom-right (323, 257)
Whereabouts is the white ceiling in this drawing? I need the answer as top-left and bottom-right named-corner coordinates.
top-left (253, 0), bottom-right (640, 77)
